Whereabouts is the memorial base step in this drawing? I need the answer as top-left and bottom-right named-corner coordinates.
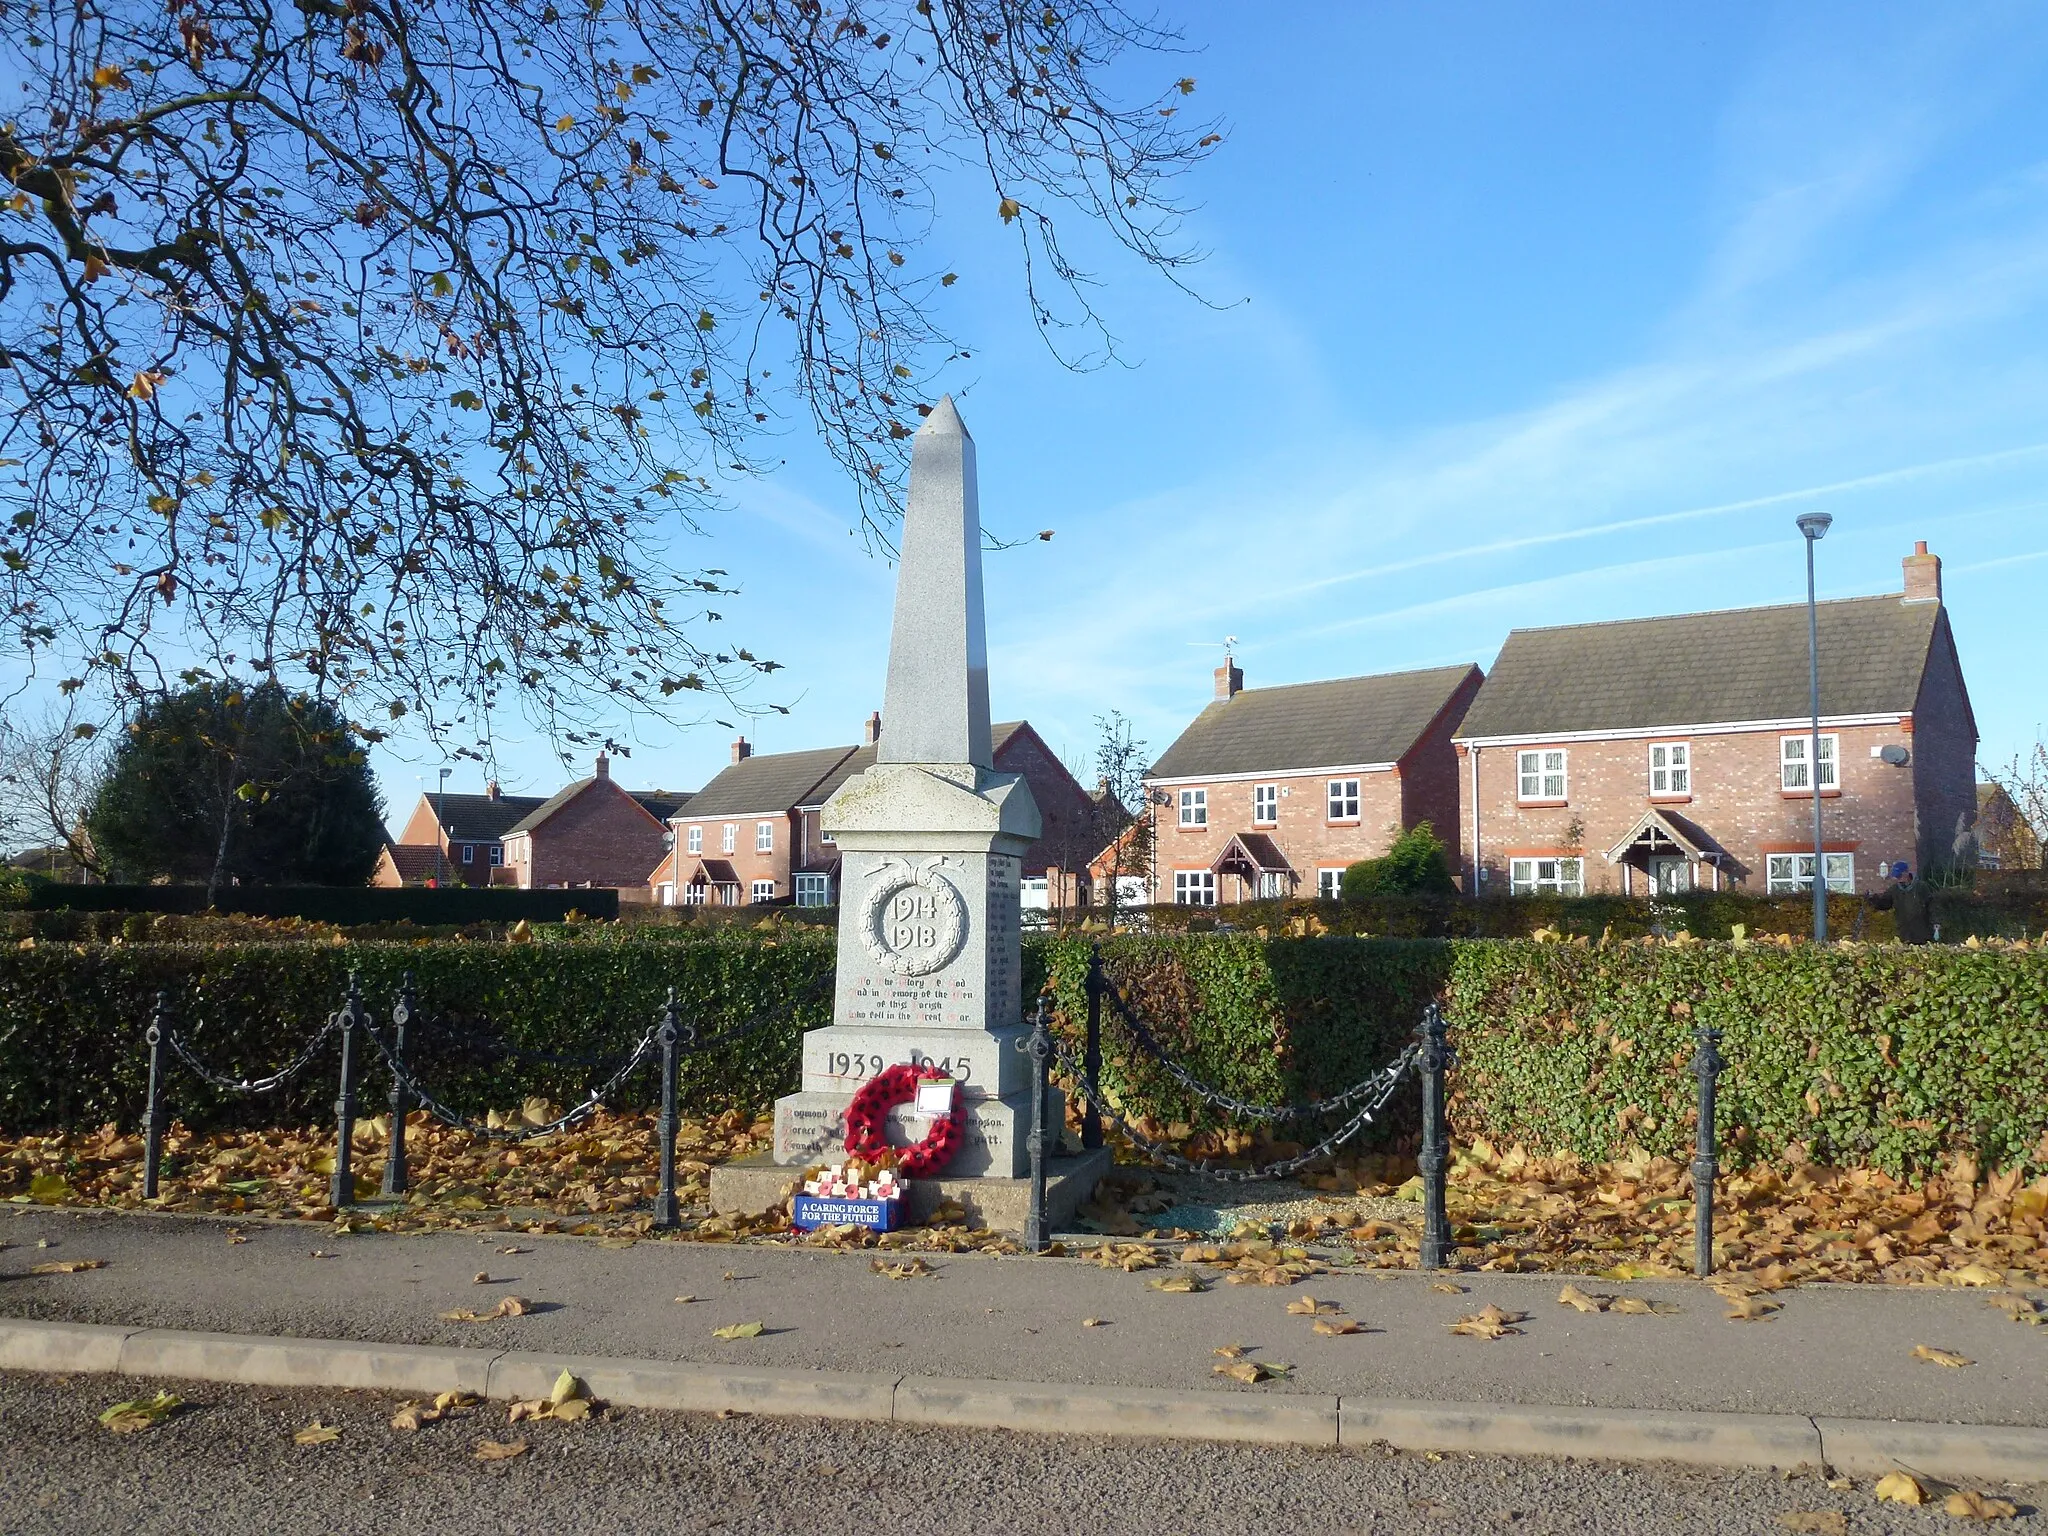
top-left (708, 1147), bottom-right (1113, 1234)
top-left (771, 1087), bottom-right (1060, 1179)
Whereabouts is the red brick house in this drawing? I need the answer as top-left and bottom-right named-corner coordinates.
top-left (373, 782), bottom-right (547, 886)
top-left (647, 715), bottom-right (1096, 907)
top-left (1453, 542), bottom-right (1976, 898)
top-left (1144, 659), bottom-right (1485, 905)
top-left (499, 755), bottom-right (687, 890)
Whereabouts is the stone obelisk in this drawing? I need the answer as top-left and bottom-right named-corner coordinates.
top-left (768, 397), bottom-right (1045, 1177)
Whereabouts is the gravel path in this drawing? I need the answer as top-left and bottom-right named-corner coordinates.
top-left (4, 1370), bottom-right (2039, 1536)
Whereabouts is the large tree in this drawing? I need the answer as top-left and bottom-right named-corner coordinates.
top-left (0, 0), bottom-right (1216, 756)
top-left (87, 680), bottom-right (386, 891)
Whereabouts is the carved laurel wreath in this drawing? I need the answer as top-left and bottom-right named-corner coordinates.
top-left (859, 862), bottom-right (968, 977)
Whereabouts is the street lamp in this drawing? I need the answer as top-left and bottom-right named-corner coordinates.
top-left (1797, 511), bottom-right (1833, 942)
top-left (435, 766), bottom-right (452, 885)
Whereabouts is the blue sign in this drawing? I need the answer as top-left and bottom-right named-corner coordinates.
top-left (791, 1194), bottom-right (900, 1232)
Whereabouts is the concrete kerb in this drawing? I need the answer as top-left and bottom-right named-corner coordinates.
top-left (1339, 1398), bottom-right (1822, 1470)
top-left (4, 1317), bottom-right (2046, 1484)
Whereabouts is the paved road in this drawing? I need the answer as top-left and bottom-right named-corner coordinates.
top-left (5, 1206), bottom-right (2045, 1426)
top-left (3, 1370), bottom-right (2039, 1536)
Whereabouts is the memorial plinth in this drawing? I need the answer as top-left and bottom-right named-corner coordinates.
top-left (709, 396), bottom-right (1108, 1226)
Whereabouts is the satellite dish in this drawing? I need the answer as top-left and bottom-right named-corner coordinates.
top-left (1879, 745), bottom-right (1910, 766)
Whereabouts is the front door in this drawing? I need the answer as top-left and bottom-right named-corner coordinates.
top-left (1647, 856), bottom-right (1691, 894)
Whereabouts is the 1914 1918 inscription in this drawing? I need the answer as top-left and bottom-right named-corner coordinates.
top-left (859, 861), bottom-right (969, 977)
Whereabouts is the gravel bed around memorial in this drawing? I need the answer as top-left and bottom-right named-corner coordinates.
top-left (1135, 1173), bottom-right (1415, 1237)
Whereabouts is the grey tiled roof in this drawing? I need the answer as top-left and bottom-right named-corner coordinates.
top-left (424, 792), bottom-right (548, 843)
top-left (1456, 596), bottom-right (1940, 740)
top-left (681, 745), bottom-right (858, 819)
top-left (631, 790), bottom-right (692, 822)
top-left (1147, 666), bottom-right (1481, 781)
top-left (791, 722), bottom-right (1027, 808)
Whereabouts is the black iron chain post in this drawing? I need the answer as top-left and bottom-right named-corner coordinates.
top-left (1418, 1003), bottom-right (1455, 1271)
top-left (380, 973), bottom-right (416, 1198)
top-left (141, 990), bottom-right (171, 1201)
top-left (653, 990), bottom-right (687, 1229)
top-left (1022, 995), bottom-right (1054, 1253)
top-left (330, 974), bottom-right (363, 1211)
top-left (1691, 1024), bottom-right (1724, 1278)
top-left (1080, 946), bottom-right (1104, 1152)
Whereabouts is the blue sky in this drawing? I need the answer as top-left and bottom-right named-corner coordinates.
top-left (394, 1), bottom-right (2048, 811)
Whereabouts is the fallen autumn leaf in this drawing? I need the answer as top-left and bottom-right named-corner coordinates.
top-left (98, 1391), bottom-right (180, 1433)
top-left (1910, 1344), bottom-right (1973, 1368)
top-left (1943, 1490), bottom-right (2018, 1520)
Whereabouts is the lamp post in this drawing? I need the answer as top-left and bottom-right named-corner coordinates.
top-left (1797, 511), bottom-right (1833, 942)
top-left (435, 765), bottom-right (451, 885)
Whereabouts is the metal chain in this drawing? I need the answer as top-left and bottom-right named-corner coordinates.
top-left (165, 1012), bottom-right (340, 1095)
top-left (1096, 981), bottom-right (1418, 1124)
top-left (360, 1019), bottom-right (661, 1142)
top-left (1051, 1037), bottom-right (1418, 1183)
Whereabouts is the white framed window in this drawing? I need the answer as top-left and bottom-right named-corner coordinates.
top-left (1780, 734), bottom-right (1839, 793)
top-left (1509, 856), bottom-right (1584, 896)
top-left (1327, 778), bottom-right (1360, 821)
top-left (750, 879), bottom-right (776, 903)
top-left (1518, 749), bottom-right (1567, 801)
top-left (1178, 788), bottom-right (1208, 828)
top-left (1649, 742), bottom-right (1690, 797)
top-left (488, 845), bottom-right (502, 867)
top-left (820, 826), bottom-right (835, 845)
top-left (756, 821), bottom-right (774, 852)
top-left (682, 883), bottom-right (707, 906)
top-left (1256, 870), bottom-right (1288, 899)
top-left (794, 873), bottom-right (831, 907)
top-left (1766, 852), bottom-right (1854, 894)
top-left (1253, 784), bottom-right (1278, 825)
top-left (686, 825), bottom-right (702, 854)
top-left (1317, 867), bottom-right (1345, 899)
top-left (722, 823), bottom-right (737, 854)
top-left (1173, 870), bottom-right (1216, 906)
top-left (461, 843), bottom-right (475, 863)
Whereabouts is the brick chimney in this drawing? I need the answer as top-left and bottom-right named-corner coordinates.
top-left (863, 711), bottom-right (882, 747)
top-left (594, 751), bottom-right (610, 779)
top-left (1214, 654), bottom-right (1243, 701)
top-left (485, 780), bottom-right (501, 801)
top-left (730, 736), bottom-right (752, 765)
top-left (1902, 541), bottom-right (1942, 604)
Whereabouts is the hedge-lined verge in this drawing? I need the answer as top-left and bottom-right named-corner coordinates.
top-left (3, 932), bottom-right (2043, 1182)
top-left (0, 934), bottom-right (831, 1133)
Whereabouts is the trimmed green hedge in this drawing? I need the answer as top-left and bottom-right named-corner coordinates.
top-left (25, 883), bottom-right (621, 923)
top-left (0, 934), bottom-right (831, 1133)
top-left (3, 932), bottom-right (2043, 1180)
top-left (1142, 889), bottom-right (2048, 942)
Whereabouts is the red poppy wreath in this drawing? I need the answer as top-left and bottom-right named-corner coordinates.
top-left (844, 1062), bottom-right (964, 1178)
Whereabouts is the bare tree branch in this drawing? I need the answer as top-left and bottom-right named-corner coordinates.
top-left (0, 0), bottom-right (1221, 756)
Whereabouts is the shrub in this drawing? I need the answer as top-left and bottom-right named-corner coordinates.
top-left (1340, 822), bottom-right (1457, 899)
